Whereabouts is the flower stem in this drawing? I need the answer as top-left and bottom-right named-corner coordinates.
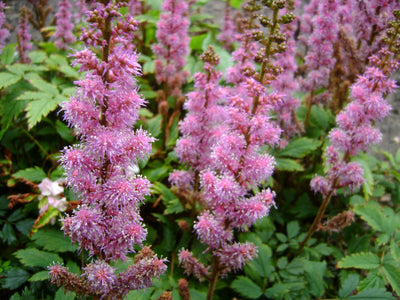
top-left (206, 257), bottom-right (220, 300)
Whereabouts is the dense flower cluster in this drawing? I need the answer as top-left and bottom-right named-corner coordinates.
top-left (53, 0), bottom-right (76, 50)
top-left (49, 2), bottom-right (166, 297)
top-left (153, 0), bottom-right (190, 96)
top-left (16, 7), bottom-right (32, 64)
top-left (311, 49), bottom-right (398, 196)
top-left (174, 1), bottom-right (283, 280)
top-left (0, 1), bottom-right (9, 51)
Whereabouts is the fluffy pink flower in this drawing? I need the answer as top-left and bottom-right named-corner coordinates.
top-left (54, 0), bottom-right (76, 50)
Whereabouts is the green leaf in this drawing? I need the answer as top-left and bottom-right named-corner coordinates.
top-left (287, 221), bottom-right (300, 239)
top-left (277, 257), bottom-right (288, 269)
top-left (25, 98), bottom-right (58, 129)
top-left (348, 288), bottom-right (396, 300)
top-left (277, 138), bottom-right (321, 158)
top-left (276, 233), bottom-right (287, 243)
top-left (353, 202), bottom-right (384, 233)
top-left (146, 114), bottom-right (162, 137)
top-left (358, 270), bottom-right (386, 291)
top-left (59, 65), bottom-right (79, 78)
top-left (314, 243), bottom-right (334, 256)
top-left (0, 44), bottom-right (16, 65)
top-left (17, 91), bottom-right (51, 101)
top-left (310, 106), bottom-right (329, 130)
top-left (13, 166), bottom-right (46, 182)
top-left (29, 270), bottom-right (49, 282)
top-left (275, 158), bottom-right (304, 171)
top-left (190, 33), bottom-right (208, 50)
top-left (264, 282), bottom-right (305, 298)
top-left (31, 229), bottom-right (78, 252)
top-left (164, 199), bottom-right (185, 214)
top-left (339, 273), bottom-right (359, 298)
top-left (382, 259), bottom-right (400, 296)
top-left (55, 288), bottom-right (76, 300)
top-left (55, 120), bottom-right (74, 143)
top-left (15, 219), bottom-right (35, 235)
top-left (355, 156), bottom-right (373, 199)
top-left (247, 244), bottom-right (272, 278)
top-left (214, 45), bottom-right (233, 73)
top-left (28, 51), bottom-right (47, 64)
top-left (14, 248), bottom-right (63, 268)
top-left (2, 223), bottom-right (17, 244)
top-left (231, 276), bottom-right (263, 299)
top-left (30, 206), bottom-right (61, 234)
top-left (143, 165), bottom-right (170, 182)
top-left (2, 267), bottom-right (30, 289)
top-left (390, 239), bottom-right (400, 261)
top-left (230, 0), bottom-right (244, 9)
top-left (26, 76), bottom-right (59, 96)
top-left (166, 114), bottom-right (180, 148)
top-left (337, 252), bottom-right (381, 270)
top-left (0, 72), bottom-right (21, 88)
top-left (302, 260), bottom-right (326, 297)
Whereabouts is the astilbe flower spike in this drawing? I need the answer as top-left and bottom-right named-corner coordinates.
top-left (0, 1), bottom-right (9, 51)
top-left (303, 12), bottom-right (400, 251)
top-left (53, 0), bottom-right (76, 50)
top-left (49, 2), bottom-right (166, 298)
top-left (16, 6), bottom-right (32, 64)
top-left (153, 0), bottom-right (190, 97)
top-left (172, 1), bottom-right (292, 295)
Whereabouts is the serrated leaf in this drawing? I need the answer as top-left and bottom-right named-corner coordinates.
top-left (390, 239), bottom-right (400, 261)
top-left (353, 202), bottom-right (384, 233)
top-left (264, 282), bottom-right (305, 298)
top-left (314, 243), bottom-right (334, 256)
top-left (0, 44), bottom-right (16, 65)
top-left (277, 138), bottom-right (321, 158)
top-left (30, 206), bottom-right (61, 234)
top-left (146, 114), bottom-right (162, 137)
top-left (310, 106), bottom-right (329, 130)
top-left (339, 273), bottom-right (359, 298)
top-left (247, 244), bottom-right (272, 278)
top-left (349, 288), bottom-right (396, 300)
top-left (13, 166), bottom-right (46, 182)
top-left (27, 77), bottom-right (59, 95)
top-left (358, 270), bottom-right (385, 291)
top-left (29, 270), bottom-right (49, 282)
top-left (0, 72), bottom-right (21, 88)
top-left (231, 276), bottom-right (263, 299)
top-left (32, 229), bottom-right (78, 252)
top-left (15, 219), bottom-right (35, 236)
top-left (2, 222), bottom-right (17, 244)
top-left (337, 252), bottom-right (381, 269)
top-left (25, 98), bottom-right (58, 129)
top-left (287, 221), bottom-right (300, 239)
top-left (164, 198), bottom-right (185, 214)
top-left (6, 64), bottom-right (31, 75)
top-left (55, 288), bottom-right (76, 300)
top-left (14, 248), bottom-right (63, 268)
top-left (377, 233), bottom-right (390, 245)
top-left (59, 65), bottom-right (79, 78)
top-left (17, 91), bottom-right (52, 101)
top-left (382, 261), bottom-right (400, 296)
top-left (355, 156), bottom-right (373, 199)
top-left (276, 233), bottom-right (287, 243)
top-left (275, 158), bottom-right (304, 171)
top-left (2, 267), bottom-right (30, 289)
top-left (28, 51), bottom-right (46, 63)
top-left (277, 257), bottom-right (288, 269)
top-left (303, 260), bottom-right (326, 297)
